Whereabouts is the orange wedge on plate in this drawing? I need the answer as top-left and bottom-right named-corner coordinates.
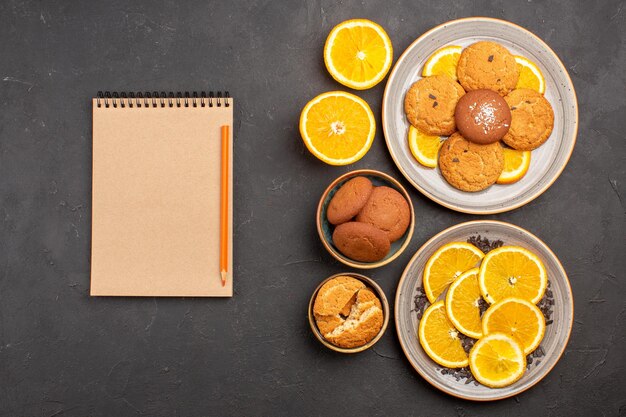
top-left (324, 19), bottom-right (393, 90)
top-left (515, 56), bottom-right (546, 94)
top-left (423, 242), bottom-right (485, 303)
top-left (419, 301), bottom-right (469, 368)
top-left (478, 246), bottom-right (547, 304)
top-left (469, 332), bottom-right (527, 388)
top-left (408, 125), bottom-right (443, 168)
top-left (422, 45), bottom-right (463, 80)
top-left (482, 297), bottom-right (546, 355)
top-left (299, 91), bottom-right (375, 166)
top-left (497, 148), bottom-right (531, 184)
top-left (445, 268), bottom-right (484, 339)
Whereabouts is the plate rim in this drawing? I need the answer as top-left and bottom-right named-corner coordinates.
top-left (393, 219), bottom-right (574, 401)
top-left (382, 17), bottom-right (579, 214)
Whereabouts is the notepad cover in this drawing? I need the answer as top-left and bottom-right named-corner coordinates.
top-left (91, 99), bottom-right (233, 296)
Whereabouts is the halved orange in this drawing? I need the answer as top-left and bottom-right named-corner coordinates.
top-left (482, 297), bottom-right (546, 355)
top-left (445, 268), bottom-right (484, 339)
top-left (299, 91), bottom-right (375, 165)
top-left (419, 301), bottom-right (469, 368)
top-left (423, 242), bottom-right (485, 303)
top-left (408, 125), bottom-right (443, 168)
top-left (469, 332), bottom-right (526, 388)
top-left (422, 45), bottom-right (463, 80)
top-left (515, 56), bottom-right (546, 94)
top-left (324, 19), bottom-right (393, 90)
top-left (497, 148), bottom-right (531, 184)
top-left (478, 246), bottom-right (547, 305)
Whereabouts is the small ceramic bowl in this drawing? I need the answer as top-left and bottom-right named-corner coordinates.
top-left (308, 272), bottom-right (390, 353)
top-left (317, 169), bottom-right (415, 269)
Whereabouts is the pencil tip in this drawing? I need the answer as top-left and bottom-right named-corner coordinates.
top-left (221, 270), bottom-right (227, 287)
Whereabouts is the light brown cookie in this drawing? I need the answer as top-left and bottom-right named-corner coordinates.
top-left (457, 41), bottom-right (519, 96)
top-left (502, 88), bottom-right (555, 151)
top-left (356, 186), bottom-right (411, 242)
top-left (404, 74), bottom-right (466, 136)
top-left (332, 222), bottom-right (391, 262)
top-left (326, 176), bottom-right (374, 225)
top-left (313, 276), bottom-right (365, 316)
top-left (439, 132), bottom-right (504, 192)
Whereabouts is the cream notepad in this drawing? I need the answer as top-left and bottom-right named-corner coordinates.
top-left (91, 92), bottom-right (233, 297)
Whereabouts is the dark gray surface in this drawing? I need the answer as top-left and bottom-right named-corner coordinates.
top-left (1, 1), bottom-right (624, 416)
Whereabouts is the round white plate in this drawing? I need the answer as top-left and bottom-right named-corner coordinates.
top-left (382, 17), bottom-right (578, 214)
top-left (394, 220), bottom-right (573, 401)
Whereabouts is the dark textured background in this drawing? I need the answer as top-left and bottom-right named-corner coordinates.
top-left (1, 1), bottom-right (625, 416)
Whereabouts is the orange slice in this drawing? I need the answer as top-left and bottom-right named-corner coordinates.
top-left (422, 45), bottom-right (463, 80)
top-left (419, 301), bottom-right (469, 368)
top-left (515, 56), bottom-right (546, 94)
top-left (445, 268), bottom-right (484, 339)
top-left (478, 246), bottom-right (548, 305)
top-left (408, 125), bottom-right (443, 168)
top-left (482, 297), bottom-right (546, 355)
top-left (469, 332), bottom-right (526, 388)
top-left (324, 19), bottom-right (393, 90)
top-left (496, 148), bottom-right (531, 184)
top-left (299, 91), bottom-right (375, 165)
top-left (423, 242), bottom-right (485, 303)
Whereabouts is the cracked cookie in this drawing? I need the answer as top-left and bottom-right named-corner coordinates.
top-left (439, 132), bottom-right (504, 192)
top-left (503, 88), bottom-right (554, 151)
top-left (404, 74), bottom-right (466, 136)
top-left (314, 278), bottom-right (384, 349)
top-left (457, 41), bottom-right (519, 96)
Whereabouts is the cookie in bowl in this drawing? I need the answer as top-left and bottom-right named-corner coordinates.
top-left (309, 273), bottom-right (389, 352)
top-left (317, 170), bottom-right (415, 269)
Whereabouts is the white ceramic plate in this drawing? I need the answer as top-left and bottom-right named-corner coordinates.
top-left (394, 220), bottom-right (573, 401)
top-left (382, 18), bottom-right (578, 214)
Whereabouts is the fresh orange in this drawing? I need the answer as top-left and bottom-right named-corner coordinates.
top-left (408, 125), bottom-right (443, 168)
top-left (418, 301), bottom-right (469, 368)
top-left (422, 45), bottom-right (463, 80)
top-left (324, 19), bottom-right (393, 90)
top-left (478, 246), bottom-right (547, 305)
top-left (515, 56), bottom-right (546, 94)
top-left (469, 332), bottom-right (527, 388)
top-left (497, 148), bottom-right (531, 185)
top-left (445, 268), bottom-right (484, 339)
top-left (482, 297), bottom-right (546, 355)
top-left (299, 91), bottom-right (375, 165)
top-left (423, 242), bottom-right (485, 303)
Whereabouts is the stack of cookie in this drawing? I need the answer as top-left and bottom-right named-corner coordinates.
top-left (405, 41), bottom-right (554, 192)
top-left (327, 176), bottom-right (410, 262)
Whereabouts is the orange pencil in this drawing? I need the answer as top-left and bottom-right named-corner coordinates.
top-left (220, 125), bottom-right (229, 286)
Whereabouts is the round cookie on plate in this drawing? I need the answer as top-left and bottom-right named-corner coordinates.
top-left (439, 132), bottom-right (505, 192)
top-left (503, 89), bottom-right (555, 151)
top-left (404, 74), bottom-right (466, 136)
top-left (457, 41), bottom-right (519, 96)
top-left (455, 89), bottom-right (511, 144)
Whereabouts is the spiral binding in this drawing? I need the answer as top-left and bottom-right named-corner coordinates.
top-left (96, 91), bottom-right (230, 108)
